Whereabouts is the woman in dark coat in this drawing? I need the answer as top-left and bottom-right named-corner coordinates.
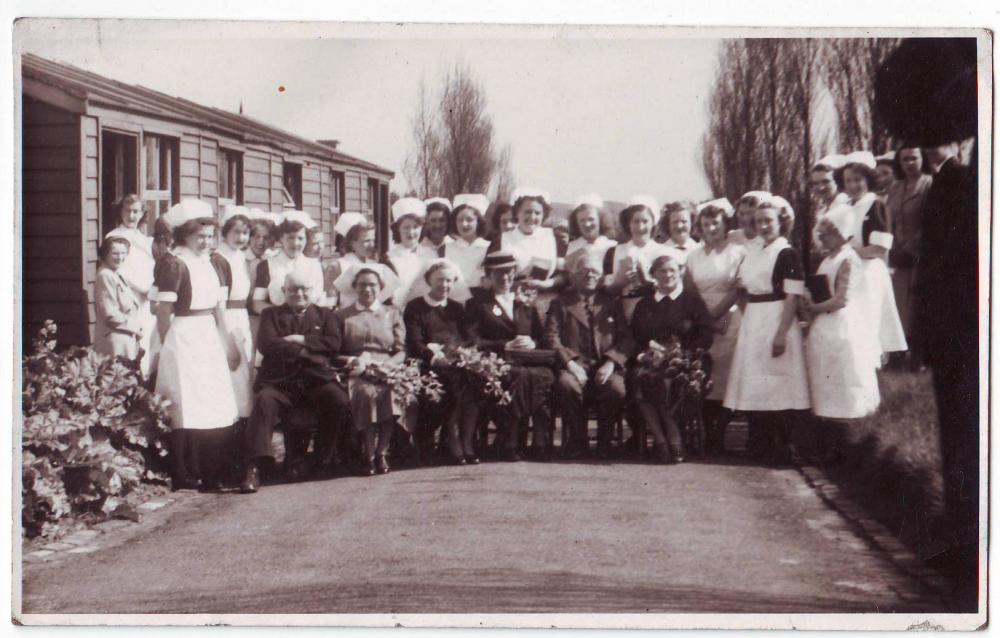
top-left (403, 259), bottom-right (476, 465)
top-left (463, 250), bottom-right (555, 461)
top-left (611, 253), bottom-right (714, 463)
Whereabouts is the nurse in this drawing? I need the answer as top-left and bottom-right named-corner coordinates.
top-left (659, 201), bottom-right (701, 263)
top-left (442, 193), bottom-right (492, 302)
top-left (564, 193), bottom-right (617, 271)
top-left (105, 194), bottom-right (157, 377)
top-left (490, 187), bottom-right (560, 291)
top-left (603, 195), bottom-right (681, 297)
top-left (251, 211), bottom-right (328, 315)
top-left (154, 199), bottom-right (240, 491)
top-left (386, 197), bottom-right (430, 307)
top-left (727, 191), bottom-right (770, 247)
top-left (421, 197), bottom-right (454, 257)
top-left (213, 205), bottom-right (255, 421)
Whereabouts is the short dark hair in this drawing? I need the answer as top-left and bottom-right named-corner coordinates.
top-left (344, 223), bottom-right (376, 253)
top-left (841, 162), bottom-right (877, 192)
top-left (352, 267), bottom-right (384, 290)
top-left (276, 219), bottom-right (307, 238)
top-left (811, 164), bottom-right (845, 191)
top-left (221, 214), bottom-right (252, 238)
top-left (512, 195), bottom-right (551, 222)
top-left (448, 205), bottom-right (484, 238)
top-left (423, 260), bottom-right (457, 284)
top-left (490, 203), bottom-right (514, 237)
top-left (659, 201), bottom-right (696, 237)
top-left (99, 236), bottom-right (131, 260)
top-left (695, 203), bottom-right (729, 234)
top-left (390, 213), bottom-right (425, 244)
top-left (250, 218), bottom-right (276, 242)
top-left (567, 204), bottom-right (609, 240)
top-left (115, 194), bottom-right (143, 223)
top-left (618, 204), bottom-right (655, 239)
top-left (892, 145), bottom-right (933, 178)
top-left (650, 253), bottom-right (682, 274)
top-left (173, 218), bottom-right (217, 246)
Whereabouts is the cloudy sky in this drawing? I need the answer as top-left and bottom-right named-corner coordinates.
top-left (18, 19), bottom-right (720, 204)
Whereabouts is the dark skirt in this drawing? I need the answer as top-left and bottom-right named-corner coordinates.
top-left (170, 426), bottom-right (237, 485)
top-left (506, 364), bottom-right (555, 422)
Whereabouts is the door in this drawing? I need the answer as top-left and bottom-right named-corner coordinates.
top-left (100, 130), bottom-right (139, 238)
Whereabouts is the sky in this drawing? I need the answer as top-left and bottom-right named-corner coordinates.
top-left (18, 19), bottom-right (720, 204)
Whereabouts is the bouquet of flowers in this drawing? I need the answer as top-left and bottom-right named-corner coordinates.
top-left (449, 346), bottom-right (513, 406)
top-left (359, 358), bottom-right (444, 408)
top-left (635, 337), bottom-right (712, 408)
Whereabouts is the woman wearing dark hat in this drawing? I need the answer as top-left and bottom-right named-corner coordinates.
top-left (463, 250), bottom-right (555, 461)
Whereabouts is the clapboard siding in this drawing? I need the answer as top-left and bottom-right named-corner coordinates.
top-left (21, 97), bottom-right (86, 346)
top-left (81, 114), bottom-right (100, 342)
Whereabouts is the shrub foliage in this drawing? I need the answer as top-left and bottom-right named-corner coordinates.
top-left (21, 321), bottom-right (173, 538)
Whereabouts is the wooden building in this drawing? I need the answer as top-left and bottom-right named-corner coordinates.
top-left (20, 53), bottom-right (394, 347)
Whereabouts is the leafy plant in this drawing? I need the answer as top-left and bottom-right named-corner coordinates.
top-left (21, 320), bottom-right (173, 538)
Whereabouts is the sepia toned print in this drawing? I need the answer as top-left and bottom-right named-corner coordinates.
top-left (14, 19), bottom-right (989, 629)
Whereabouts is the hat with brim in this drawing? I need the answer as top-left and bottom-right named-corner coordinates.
top-left (452, 193), bottom-right (490, 216)
top-left (333, 262), bottom-right (400, 307)
top-left (483, 250), bottom-right (518, 272)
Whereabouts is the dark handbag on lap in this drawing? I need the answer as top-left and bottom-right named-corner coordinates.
top-left (505, 349), bottom-right (557, 366)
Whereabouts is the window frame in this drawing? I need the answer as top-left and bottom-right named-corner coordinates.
top-left (218, 148), bottom-right (244, 206)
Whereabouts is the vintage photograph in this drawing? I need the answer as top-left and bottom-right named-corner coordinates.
top-left (12, 18), bottom-right (990, 629)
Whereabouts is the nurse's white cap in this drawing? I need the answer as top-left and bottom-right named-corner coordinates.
top-left (220, 204), bottom-right (251, 227)
top-left (813, 154), bottom-right (847, 170)
top-left (845, 150), bottom-right (877, 169)
top-left (162, 199), bottom-right (214, 228)
top-left (627, 194), bottom-right (659, 213)
top-left (511, 187), bottom-right (551, 204)
top-left (424, 197), bottom-right (453, 211)
top-left (280, 209), bottom-right (318, 230)
top-left (391, 197), bottom-right (427, 224)
top-left (334, 211), bottom-right (368, 237)
top-left (573, 193), bottom-right (604, 209)
top-left (696, 197), bottom-right (735, 218)
top-left (821, 202), bottom-right (856, 240)
top-left (452, 193), bottom-right (491, 215)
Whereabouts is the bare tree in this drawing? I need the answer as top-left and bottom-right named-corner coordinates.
top-left (821, 38), bottom-right (901, 153)
top-left (437, 62), bottom-right (497, 197)
top-left (402, 78), bottom-right (441, 199)
top-left (491, 143), bottom-right (515, 203)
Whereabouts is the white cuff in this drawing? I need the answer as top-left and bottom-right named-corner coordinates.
top-left (218, 286), bottom-right (230, 303)
top-left (783, 279), bottom-right (806, 296)
top-left (869, 231), bottom-right (894, 249)
top-left (157, 291), bottom-right (178, 303)
top-left (252, 288), bottom-right (268, 301)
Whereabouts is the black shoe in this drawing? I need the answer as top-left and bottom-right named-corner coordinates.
top-left (465, 455), bottom-right (480, 465)
top-left (286, 459), bottom-right (310, 483)
top-left (376, 455), bottom-right (391, 475)
top-left (501, 448), bottom-right (521, 462)
top-left (653, 442), bottom-right (673, 464)
top-left (238, 463), bottom-right (260, 494)
top-left (198, 478), bottom-right (224, 493)
top-left (360, 459), bottom-right (376, 477)
top-left (672, 452), bottom-right (686, 464)
top-left (445, 454), bottom-right (467, 466)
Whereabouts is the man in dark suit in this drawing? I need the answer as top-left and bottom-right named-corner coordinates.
top-left (240, 270), bottom-right (349, 493)
top-left (876, 37), bottom-right (980, 610)
top-left (544, 255), bottom-right (626, 459)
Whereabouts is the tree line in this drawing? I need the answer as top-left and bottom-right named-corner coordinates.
top-left (700, 38), bottom-right (900, 259)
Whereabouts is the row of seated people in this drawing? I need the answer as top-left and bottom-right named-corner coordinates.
top-left (237, 248), bottom-right (714, 493)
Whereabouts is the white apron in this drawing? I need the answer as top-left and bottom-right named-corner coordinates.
top-left (387, 243), bottom-right (431, 307)
top-left (805, 245), bottom-right (881, 419)
top-left (723, 237), bottom-right (810, 412)
top-left (687, 243), bottom-right (746, 401)
top-left (216, 244), bottom-right (254, 417)
top-left (443, 236), bottom-right (491, 302)
top-left (155, 249), bottom-right (238, 430)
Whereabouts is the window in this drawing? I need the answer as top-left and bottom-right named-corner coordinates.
top-left (282, 162), bottom-right (302, 208)
top-left (142, 134), bottom-right (179, 219)
top-left (331, 170), bottom-right (345, 213)
top-left (218, 149), bottom-right (243, 205)
top-left (367, 179), bottom-right (378, 212)
top-left (101, 130), bottom-right (138, 237)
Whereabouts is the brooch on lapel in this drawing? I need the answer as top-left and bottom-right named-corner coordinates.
top-left (492, 305), bottom-right (503, 317)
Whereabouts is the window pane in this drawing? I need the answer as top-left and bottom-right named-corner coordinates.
top-left (219, 152), bottom-right (231, 200)
top-left (160, 142), bottom-right (171, 192)
top-left (144, 136), bottom-right (160, 191)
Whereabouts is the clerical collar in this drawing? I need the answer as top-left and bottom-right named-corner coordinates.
top-left (423, 294), bottom-right (448, 308)
top-left (654, 284), bottom-right (683, 302)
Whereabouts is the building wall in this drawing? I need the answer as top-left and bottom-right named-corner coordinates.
top-left (21, 96), bottom-right (87, 346)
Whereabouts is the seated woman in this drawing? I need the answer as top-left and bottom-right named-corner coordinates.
top-left (463, 250), bottom-right (555, 461)
top-left (93, 236), bottom-right (143, 361)
top-left (612, 253), bottom-right (714, 463)
top-left (332, 263), bottom-right (406, 476)
top-left (564, 194), bottom-right (617, 270)
top-left (489, 187), bottom-right (561, 293)
top-left (251, 214), bottom-right (327, 317)
top-left (403, 259), bottom-right (476, 465)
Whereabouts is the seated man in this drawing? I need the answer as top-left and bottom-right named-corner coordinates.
top-left (544, 255), bottom-right (627, 459)
top-left (240, 270), bottom-right (349, 493)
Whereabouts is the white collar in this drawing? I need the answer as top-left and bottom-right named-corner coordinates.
top-left (178, 246), bottom-right (209, 262)
top-left (217, 243), bottom-right (243, 259)
top-left (392, 242), bottom-right (421, 255)
top-left (654, 283), bottom-right (684, 302)
top-left (453, 235), bottom-right (487, 248)
top-left (422, 236), bottom-right (451, 249)
top-left (423, 294), bottom-right (448, 308)
top-left (666, 237), bottom-right (697, 250)
top-left (355, 300), bottom-right (383, 312)
top-left (760, 236), bottom-right (790, 253)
